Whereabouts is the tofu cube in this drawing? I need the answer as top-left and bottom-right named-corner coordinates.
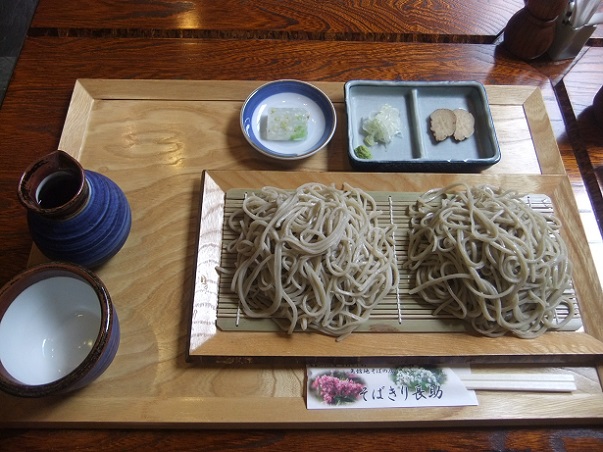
top-left (266, 107), bottom-right (309, 141)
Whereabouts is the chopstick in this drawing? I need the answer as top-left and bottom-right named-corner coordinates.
top-left (460, 373), bottom-right (576, 392)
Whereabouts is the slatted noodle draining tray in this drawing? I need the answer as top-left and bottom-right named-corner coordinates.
top-left (216, 189), bottom-right (580, 334)
top-left (188, 170), bottom-right (603, 365)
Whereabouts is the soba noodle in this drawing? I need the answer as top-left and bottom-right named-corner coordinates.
top-left (405, 184), bottom-right (574, 338)
top-left (225, 183), bottom-right (399, 340)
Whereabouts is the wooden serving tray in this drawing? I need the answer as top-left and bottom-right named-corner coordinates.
top-left (189, 170), bottom-right (602, 364)
top-left (2, 79), bottom-right (603, 427)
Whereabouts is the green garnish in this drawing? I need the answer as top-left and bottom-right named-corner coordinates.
top-left (290, 124), bottom-right (307, 140)
top-left (354, 145), bottom-right (373, 159)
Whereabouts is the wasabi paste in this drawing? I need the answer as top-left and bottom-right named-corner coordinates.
top-left (354, 145), bottom-right (373, 159)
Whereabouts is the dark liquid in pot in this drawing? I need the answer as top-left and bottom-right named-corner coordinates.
top-left (37, 171), bottom-right (81, 209)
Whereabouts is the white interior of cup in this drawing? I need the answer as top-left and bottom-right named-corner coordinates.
top-left (0, 276), bottom-right (102, 385)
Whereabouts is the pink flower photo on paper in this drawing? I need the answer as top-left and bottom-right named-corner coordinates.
top-left (309, 371), bottom-right (366, 405)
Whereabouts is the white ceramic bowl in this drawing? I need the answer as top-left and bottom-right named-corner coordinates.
top-left (240, 80), bottom-right (337, 160)
top-left (0, 262), bottom-right (119, 397)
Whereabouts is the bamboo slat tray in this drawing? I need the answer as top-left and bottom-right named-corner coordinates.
top-left (215, 189), bottom-right (579, 334)
top-left (189, 170), bottom-right (601, 365)
top-left (2, 79), bottom-right (603, 427)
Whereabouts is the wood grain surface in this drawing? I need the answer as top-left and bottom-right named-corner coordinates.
top-left (1, 9), bottom-right (603, 446)
top-left (4, 80), bottom-right (600, 429)
top-left (29, 0), bottom-right (524, 43)
top-left (2, 427), bottom-right (603, 451)
top-left (2, 66), bottom-right (603, 435)
top-left (0, 37), bottom-right (574, 288)
top-left (191, 171), bottom-right (602, 362)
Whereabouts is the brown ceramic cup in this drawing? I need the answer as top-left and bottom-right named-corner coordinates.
top-left (0, 262), bottom-right (120, 397)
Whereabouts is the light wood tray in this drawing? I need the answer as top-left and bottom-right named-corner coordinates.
top-left (190, 170), bottom-right (601, 364)
top-left (2, 79), bottom-right (603, 427)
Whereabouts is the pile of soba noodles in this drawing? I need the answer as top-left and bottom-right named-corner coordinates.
top-left (225, 182), bottom-right (399, 340)
top-left (405, 184), bottom-right (575, 338)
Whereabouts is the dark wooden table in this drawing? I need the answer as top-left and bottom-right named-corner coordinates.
top-left (28, 0), bottom-right (524, 42)
top-left (1, 1), bottom-right (603, 450)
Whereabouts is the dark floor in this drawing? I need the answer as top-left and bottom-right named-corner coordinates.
top-left (0, 0), bottom-right (38, 107)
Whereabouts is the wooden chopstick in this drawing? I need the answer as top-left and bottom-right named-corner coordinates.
top-left (460, 373), bottom-right (576, 392)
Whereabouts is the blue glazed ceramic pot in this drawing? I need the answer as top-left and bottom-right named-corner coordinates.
top-left (18, 151), bottom-right (131, 268)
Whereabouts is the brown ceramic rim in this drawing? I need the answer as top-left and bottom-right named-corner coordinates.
top-left (0, 262), bottom-right (113, 397)
top-left (17, 150), bottom-right (88, 218)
